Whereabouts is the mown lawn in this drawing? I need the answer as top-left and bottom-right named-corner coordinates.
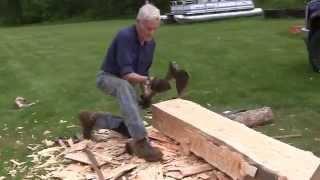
top-left (1, 17), bottom-right (319, 177)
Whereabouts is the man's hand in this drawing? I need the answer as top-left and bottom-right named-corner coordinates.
top-left (138, 77), bottom-right (171, 109)
top-left (122, 73), bottom-right (149, 85)
top-left (142, 77), bottom-right (153, 97)
top-left (139, 78), bottom-right (154, 109)
top-left (141, 77), bottom-right (171, 96)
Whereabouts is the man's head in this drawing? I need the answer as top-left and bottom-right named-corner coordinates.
top-left (136, 4), bottom-right (161, 42)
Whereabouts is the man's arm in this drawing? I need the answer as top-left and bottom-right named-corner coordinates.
top-left (115, 31), bottom-right (149, 85)
top-left (122, 72), bottom-right (148, 85)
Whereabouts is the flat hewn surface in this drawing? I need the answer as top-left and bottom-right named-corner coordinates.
top-left (152, 99), bottom-right (320, 180)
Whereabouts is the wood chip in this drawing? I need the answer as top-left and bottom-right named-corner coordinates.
top-left (65, 151), bottom-right (110, 166)
top-left (8, 169), bottom-right (17, 177)
top-left (137, 164), bottom-right (164, 180)
top-left (148, 129), bottom-right (173, 143)
top-left (10, 159), bottom-right (25, 166)
top-left (42, 139), bottom-right (55, 147)
top-left (105, 164), bottom-right (137, 180)
top-left (215, 171), bottom-right (230, 180)
top-left (164, 177), bottom-right (176, 180)
top-left (35, 156), bottom-right (59, 169)
top-left (64, 163), bottom-right (90, 172)
top-left (165, 171), bottom-right (183, 179)
top-left (43, 130), bottom-right (51, 135)
top-left (152, 142), bottom-right (179, 152)
top-left (58, 139), bottom-right (67, 148)
top-left (180, 164), bottom-right (213, 177)
top-left (14, 96), bottom-right (36, 108)
top-left (67, 138), bottom-right (74, 147)
top-left (37, 147), bottom-right (63, 157)
top-left (66, 140), bottom-right (90, 153)
top-left (51, 170), bottom-right (85, 179)
top-left (197, 173), bottom-right (211, 179)
top-left (67, 125), bottom-right (77, 128)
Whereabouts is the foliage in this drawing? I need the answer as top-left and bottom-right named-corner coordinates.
top-left (0, 0), bottom-right (170, 25)
top-left (255, 0), bottom-right (309, 9)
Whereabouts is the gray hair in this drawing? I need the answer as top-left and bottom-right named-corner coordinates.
top-left (137, 4), bottom-right (160, 21)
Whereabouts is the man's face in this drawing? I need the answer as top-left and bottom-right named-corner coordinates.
top-left (137, 19), bottom-right (160, 42)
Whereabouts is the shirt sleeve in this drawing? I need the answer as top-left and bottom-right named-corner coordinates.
top-left (116, 31), bottom-right (134, 76)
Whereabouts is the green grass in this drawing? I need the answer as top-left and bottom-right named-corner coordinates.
top-left (1, 17), bottom-right (320, 177)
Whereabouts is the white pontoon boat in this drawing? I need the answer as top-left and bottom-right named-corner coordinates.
top-left (161, 0), bottom-right (263, 23)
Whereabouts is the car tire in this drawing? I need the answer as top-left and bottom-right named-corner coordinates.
top-left (308, 30), bottom-right (320, 72)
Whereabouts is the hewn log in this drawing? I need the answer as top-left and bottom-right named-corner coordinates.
top-left (151, 99), bottom-right (320, 180)
top-left (311, 165), bottom-right (320, 180)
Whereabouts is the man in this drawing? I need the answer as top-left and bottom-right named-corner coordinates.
top-left (79, 4), bottom-right (163, 162)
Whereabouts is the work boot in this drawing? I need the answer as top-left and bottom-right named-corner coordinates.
top-left (79, 111), bottom-right (131, 138)
top-left (79, 111), bottom-right (97, 139)
top-left (125, 138), bottom-right (163, 162)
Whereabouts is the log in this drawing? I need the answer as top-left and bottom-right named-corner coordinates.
top-left (223, 107), bottom-right (273, 127)
top-left (151, 99), bottom-right (320, 180)
top-left (311, 165), bottom-right (320, 180)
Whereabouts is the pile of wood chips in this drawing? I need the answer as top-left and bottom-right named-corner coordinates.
top-left (22, 127), bottom-right (231, 180)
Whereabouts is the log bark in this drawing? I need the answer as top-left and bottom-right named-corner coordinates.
top-left (151, 99), bottom-right (320, 180)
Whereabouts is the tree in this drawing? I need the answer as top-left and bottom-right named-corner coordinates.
top-left (6, 0), bottom-right (23, 24)
top-left (0, 0), bottom-right (172, 25)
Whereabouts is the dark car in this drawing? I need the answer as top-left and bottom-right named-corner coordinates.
top-left (305, 0), bottom-right (320, 72)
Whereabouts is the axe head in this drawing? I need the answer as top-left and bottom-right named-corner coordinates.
top-left (166, 61), bottom-right (190, 97)
top-left (175, 69), bottom-right (189, 96)
top-left (150, 78), bottom-right (171, 93)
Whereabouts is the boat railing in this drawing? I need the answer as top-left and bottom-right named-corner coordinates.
top-left (170, 0), bottom-right (195, 6)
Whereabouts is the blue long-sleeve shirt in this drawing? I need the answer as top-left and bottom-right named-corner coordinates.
top-left (101, 25), bottom-right (155, 77)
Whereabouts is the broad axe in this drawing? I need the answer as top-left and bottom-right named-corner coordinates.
top-left (139, 61), bottom-right (190, 108)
